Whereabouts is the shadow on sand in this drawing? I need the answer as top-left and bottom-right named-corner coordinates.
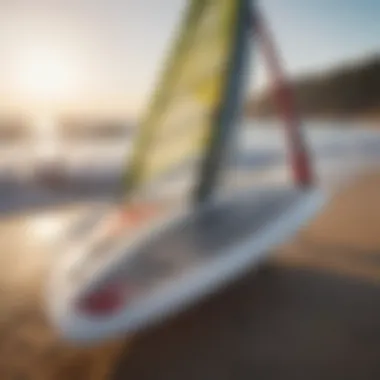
top-left (111, 259), bottom-right (380, 380)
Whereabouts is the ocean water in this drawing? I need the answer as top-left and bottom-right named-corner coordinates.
top-left (0, 119), bottom-right (379, 199)
top-left (1, 120), bottom-right (379, 174)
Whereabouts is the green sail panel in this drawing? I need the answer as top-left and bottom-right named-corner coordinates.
top-left (123, 0), bottom-right (247, 201)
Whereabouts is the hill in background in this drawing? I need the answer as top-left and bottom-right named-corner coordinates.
top-left (246, 55), bottom-right (380, 120)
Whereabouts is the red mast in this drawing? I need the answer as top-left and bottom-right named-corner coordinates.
top-left (250, 7), bottom-right (314, 188)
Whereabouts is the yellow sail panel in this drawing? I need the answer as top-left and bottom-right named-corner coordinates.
top-left (124, 0), bottom-right (241, 197)
top-left (153, 74), bottom-right (223, 144)
top-left (142, 122), bottom-right (208, 181)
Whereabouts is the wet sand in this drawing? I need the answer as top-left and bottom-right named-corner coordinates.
top-left (1, 171), bottom-right (380, 379)
top-left (0, 205), bottom-right (126, 380)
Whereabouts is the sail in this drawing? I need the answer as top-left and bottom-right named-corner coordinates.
top-left (48, 2), bottom-right (326, 345)
top-left (123, 0), bottom-right (252, 204)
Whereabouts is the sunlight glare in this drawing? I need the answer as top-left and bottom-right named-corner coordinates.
top-left (32, 115), bottom-right (59, 159)
top-left (15, 46), bottom-right (79, 102)
top-left (28, 215), bottom-right (66, 242)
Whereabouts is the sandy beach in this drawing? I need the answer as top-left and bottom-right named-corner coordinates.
top-left (0, 170), bottom-right (380, 379)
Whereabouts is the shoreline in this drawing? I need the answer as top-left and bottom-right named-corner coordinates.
top-left (246, 115), bottom-right (380, 127)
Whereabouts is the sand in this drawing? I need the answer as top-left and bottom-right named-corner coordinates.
top-left (1, 171), bottom-right (380, 379)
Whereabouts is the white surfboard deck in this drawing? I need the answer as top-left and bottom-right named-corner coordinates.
top-left (46, 185), bottom-right (326, 344)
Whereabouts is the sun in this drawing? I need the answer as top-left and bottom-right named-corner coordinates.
top-left (14, 46), bottom-right (79, 103)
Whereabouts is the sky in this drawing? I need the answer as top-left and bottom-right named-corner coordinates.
top-left (0, 0), bottom-right (379, 119)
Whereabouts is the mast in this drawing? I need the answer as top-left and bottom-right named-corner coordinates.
top-left (249, 5), bottom-right (314, 188)
top-left (121, 0), bottom-right (251, 206)
top-left (194, 0), bottom-right (252, 204)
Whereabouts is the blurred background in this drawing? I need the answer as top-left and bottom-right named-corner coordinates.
top-left (0, 1), bottom-right (380, 379)
top-left (0, 0), bottom-right (379, 211)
